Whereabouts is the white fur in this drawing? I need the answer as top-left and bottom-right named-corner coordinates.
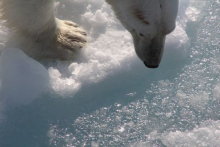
top-left (106, 0), bottom-right (179, 68)
top-left (1, 0), bottom-right (179, 68)
top-left (1, 0), bottom-right (87, 60)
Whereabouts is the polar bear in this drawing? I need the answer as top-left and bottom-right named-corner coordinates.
top-left (0, 0), bottom-right (179, 68)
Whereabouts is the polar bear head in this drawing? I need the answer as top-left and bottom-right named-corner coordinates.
top-left (106, 0), bottom-right (179, 68)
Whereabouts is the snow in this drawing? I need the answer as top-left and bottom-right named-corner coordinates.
top-left (131, 120), bottom-right (220, 147)
top-left (0, 0), bottom-right (219, 146)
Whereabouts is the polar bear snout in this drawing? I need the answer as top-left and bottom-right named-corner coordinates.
top-left (133, 33), bottom-right (165, 69)
top-left (143, 62), bottom-right (159, 68)
top-left (142, 54), bottom-right (163, 69)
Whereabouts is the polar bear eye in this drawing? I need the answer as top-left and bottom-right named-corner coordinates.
top-left (139, 33), bottom-right (144, 37)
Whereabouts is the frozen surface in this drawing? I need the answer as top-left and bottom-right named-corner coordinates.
top-left (0, 0), bottom-right (220, 146)
top-left (0, 48), bottom-right (49, 108)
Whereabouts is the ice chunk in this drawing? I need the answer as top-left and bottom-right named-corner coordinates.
top-left (0, 48), bottom-right (49, 108)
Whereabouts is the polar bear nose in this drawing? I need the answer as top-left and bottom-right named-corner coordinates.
top-left (143, 62), bottom-right (159, 68)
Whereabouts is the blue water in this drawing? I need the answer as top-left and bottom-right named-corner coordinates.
top-left (0, 0), bottom-right (220, 147)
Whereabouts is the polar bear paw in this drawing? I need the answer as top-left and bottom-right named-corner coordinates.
top-left (55, 19), bottom-right (87, 60)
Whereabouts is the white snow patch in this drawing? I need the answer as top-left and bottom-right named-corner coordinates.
top-left (131, 120), bottom-right (220, 147)
top-left (186, 7), bottom-right (201, 21)
top-left (189, 92), bottom-right (209, 111)
top-left (213, 83), bottom-right (220, 100)
top-left (161, 120), bottom-right (220, 147)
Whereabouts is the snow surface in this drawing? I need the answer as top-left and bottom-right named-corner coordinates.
top-left (0, 0), bottom-right (219, 146)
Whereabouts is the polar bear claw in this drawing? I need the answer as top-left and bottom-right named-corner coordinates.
top-left (55, 19), bottom-right (87, 60)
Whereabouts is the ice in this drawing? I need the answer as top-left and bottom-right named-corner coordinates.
top-left (213, 83), bottom-right (220, 100)
top-left (160, 120), bottom-right (220, 147)
top-left (186, 7), bottom-right (201, 21)
top-left (0, 48), bottom-right (49, 108)
top-left (132, 120), bottom-right (220, 147)
top-left (46, 0), bottom-right (220, 146)
top-left (0, 0), bottom-right (219, 146)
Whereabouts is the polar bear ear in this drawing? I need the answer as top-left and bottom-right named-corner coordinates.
top-left (133, 7), bottom-right (150, 25)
